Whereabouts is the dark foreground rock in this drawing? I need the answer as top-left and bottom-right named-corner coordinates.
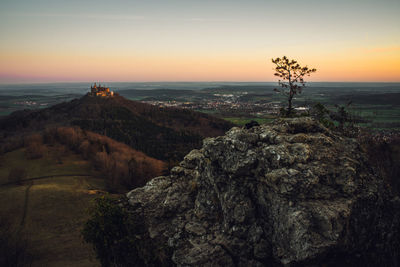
top-left (125, 117), bottom-right (400, 266)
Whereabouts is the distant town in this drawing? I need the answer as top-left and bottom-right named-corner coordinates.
top-left (140, 93), bottom-right (309, 117)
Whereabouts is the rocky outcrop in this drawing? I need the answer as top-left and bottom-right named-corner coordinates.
top-left (125, 117), bottom-right (400, 266)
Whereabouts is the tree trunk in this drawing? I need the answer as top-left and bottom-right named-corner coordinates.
top-left (288, 94), bottom-right (293, 116)
top-left (287, 73), bottom-right (293, 116)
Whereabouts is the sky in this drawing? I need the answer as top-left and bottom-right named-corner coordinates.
top-left (0, 0), bottom-right (399, 83)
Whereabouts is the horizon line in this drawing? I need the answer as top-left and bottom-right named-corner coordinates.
top-left (1, 81), bottom-right (400, 85)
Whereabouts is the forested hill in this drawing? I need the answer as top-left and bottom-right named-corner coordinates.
top-left (0, 95), bottom-right (234, 161)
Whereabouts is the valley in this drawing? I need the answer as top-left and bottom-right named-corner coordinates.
top-left (1, 82), bottom-right (400, 130)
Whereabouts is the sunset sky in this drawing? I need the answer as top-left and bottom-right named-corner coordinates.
top-left (1, 0), bottom-right (399, 83)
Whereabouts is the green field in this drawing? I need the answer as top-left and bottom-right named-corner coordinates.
top-left (223, 117), bottom-right (275, 126)
top-left (0, 146), bottom-right (107, 266)
top-left (344, 105), bottom-right (400, 129)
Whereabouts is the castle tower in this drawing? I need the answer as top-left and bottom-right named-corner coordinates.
top-left (89, 82), bottom-right (114, 97)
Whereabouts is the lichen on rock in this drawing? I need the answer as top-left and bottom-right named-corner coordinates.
top-left (124, 117), bottom-right (400, 266)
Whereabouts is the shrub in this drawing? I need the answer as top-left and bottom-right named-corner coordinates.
top-left (79, 140), bottom-right (90, 159)
top-left (82, 196), bottom-right (170, 266)
top-left (25, 142), bottom-right (46, 159)
top-left (359, 131), bottom-right (400, 196)
top-left (24, 133), bottom-right (43, 147)
top-left (0, 136), bottom-right (24, 154)
top-left (54, 145), bottom-right (66, 164)
top-left (82, 196), bottom-right (129, 266)
top-left (310, 102), bottom-right (334, 129)
top-left (43, 127), bottom-right (57, 145)
top-left (93, 152), bottom-right (110, 172)
top-left (56, 127), bottom-right (84, 150)
top-left (24, 133), bottom-right (46, 159)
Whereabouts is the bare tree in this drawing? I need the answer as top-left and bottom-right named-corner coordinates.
top-left (272, 56), bottom-right (316, 116)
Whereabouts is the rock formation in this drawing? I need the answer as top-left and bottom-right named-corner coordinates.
top-left (125, 117), bottom-right (400, 266)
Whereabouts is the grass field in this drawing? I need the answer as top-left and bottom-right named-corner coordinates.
top-left (0, 146), bottom-right (107, 266)
top-left (223, 117), bottom-right (275, 126)
top-left (0, 146), bottom-right (98, 183)
top-left (346, 105), bottom-right (400, 129)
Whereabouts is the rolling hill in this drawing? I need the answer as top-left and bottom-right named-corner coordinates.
top-left (0, 94), bottom-right (234, 161)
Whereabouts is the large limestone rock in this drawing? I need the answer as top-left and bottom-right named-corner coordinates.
top-left (125, 117), bottom-right (400, 266)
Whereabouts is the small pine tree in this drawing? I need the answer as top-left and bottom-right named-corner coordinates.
top-left (272, 56), bottom-right (316, 116)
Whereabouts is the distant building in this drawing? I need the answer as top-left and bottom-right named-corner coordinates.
top-left (88, 83), bottom-right (114, 97)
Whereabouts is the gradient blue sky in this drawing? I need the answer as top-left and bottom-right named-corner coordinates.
top-left (1, 0), bottom-right (399, 82)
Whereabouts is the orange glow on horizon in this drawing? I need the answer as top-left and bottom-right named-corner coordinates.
top-left (0, 45), bottom-right (399, 82)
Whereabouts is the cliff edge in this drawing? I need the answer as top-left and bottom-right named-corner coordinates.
top-left (125, 117), bottom-right (400, 266)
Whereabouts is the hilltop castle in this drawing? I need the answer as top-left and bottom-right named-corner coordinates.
top-left (89, 83), bottom-right (114, 97)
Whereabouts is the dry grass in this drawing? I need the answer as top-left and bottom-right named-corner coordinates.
top-left (0, 144), bottom-right (95, 184)
top-left (0, 145), bottom-right (108, 266)
top-left (24, 177), bottom-right (103, 266)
